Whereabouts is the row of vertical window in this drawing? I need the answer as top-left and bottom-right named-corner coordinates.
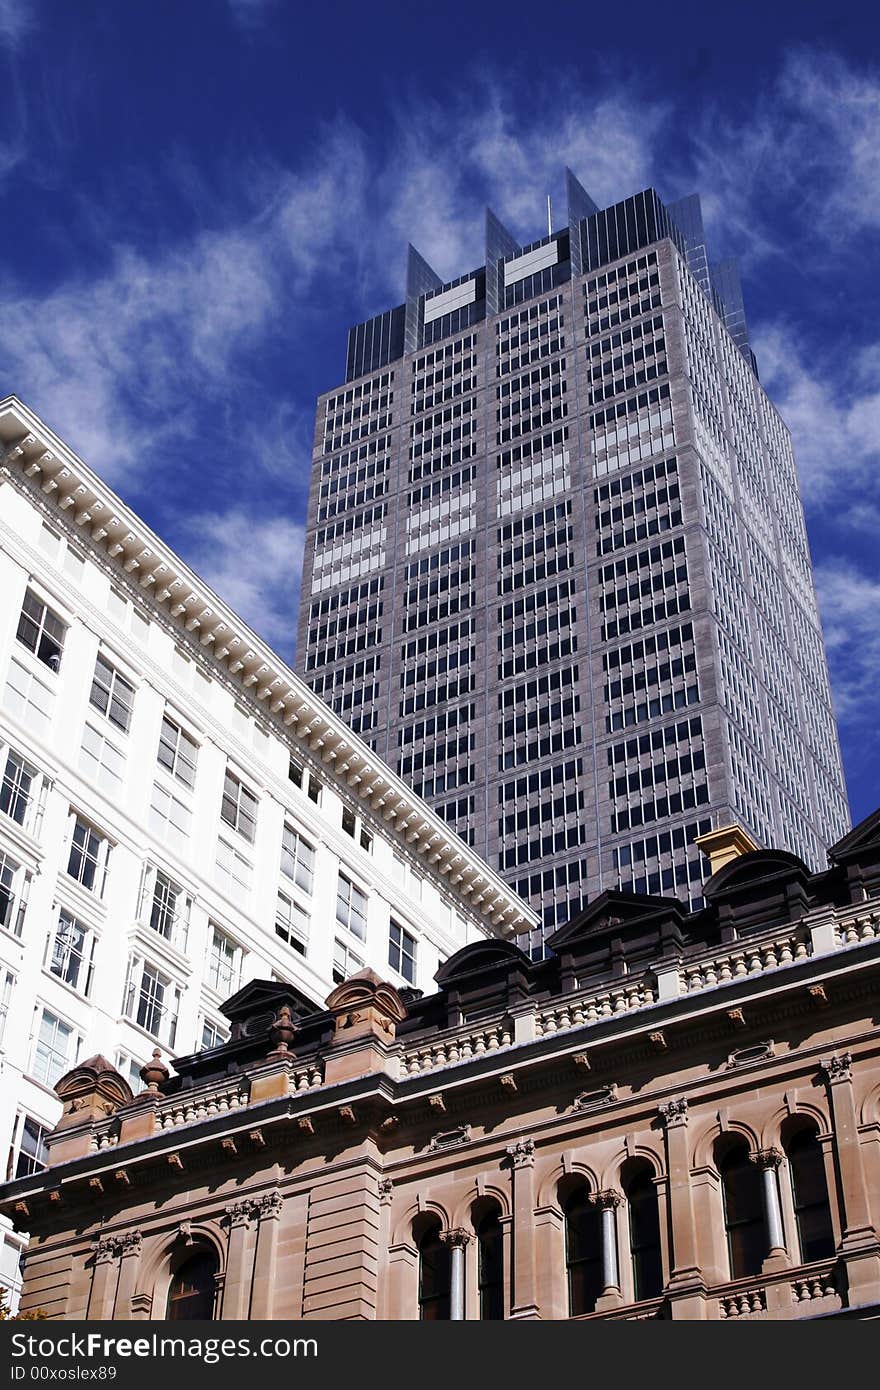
top-left (498, 693), bottom-right (581, 748)
top-left (319, 435), bottom-right (391, 482)
top-left (411, 371), bottom-right (478, 416)
top-left (316, 474), bottom-right (389, 523)
top-left (308, 599), bottom-right (383, 645)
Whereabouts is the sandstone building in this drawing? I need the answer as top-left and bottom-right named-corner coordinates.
top-left (3, 815), bottom-right (879, 1320)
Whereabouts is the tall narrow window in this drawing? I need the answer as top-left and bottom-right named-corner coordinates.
top-left (157, 715), bottom-right (198, 789)
top-left (0, 750), bottom-right (35, 826)
top-left (280, 824), bottom-right (315, 893)
top-left (48, 911), bottom-right (93, 995)
top-left (388, 921), bottom-right (417, 984)
top-left (16, 590), bottom-right (66, 671)
top-left (625, 1166), bottom-right (663, 1300)
top-left (14, 1115), bottom-right (49, 1179)
top-left (220, 769), bottom-right (258, 843)
top-left (166, 1251), bottom-right (218, 1321)
top-left (417, 1220), bottom-right (451, 1321)
top-left (32, 1008), bottom-right (77, 1088)
top-left (477, 1207), bottom-right (504, 1320)
top-left (336, 873), bottom-right (367, 941)
top-left (89, 655), bottom-right (134, 733)
top-left (786, 1128), bottom-right (835, 1263)
top-left (564, 1186), bottom-right (602, 1316)
top-left (720, 1143), bottom-right (766, 1279)
top-left (67, 817), bottom-right (107, 894)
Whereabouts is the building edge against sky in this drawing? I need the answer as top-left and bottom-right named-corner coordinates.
top-left (295, 174), bottom-right (850, 955)
top-left (0, 394), bottom-right (537, 1301)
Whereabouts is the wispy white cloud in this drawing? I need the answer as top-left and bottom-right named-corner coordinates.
top-left (690, 49), bottom-right (880, 264)
top-left (815, 562), bottom-right (880, 732)
top-left (0, 0), bottom-right (32, 48)
top-left (752, 324), bottom-right (880, 507)
top-left (177, 508), bottom-right (304, 658)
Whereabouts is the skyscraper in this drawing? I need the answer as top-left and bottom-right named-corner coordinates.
top-left (295, 174), bottom-right (849, 955)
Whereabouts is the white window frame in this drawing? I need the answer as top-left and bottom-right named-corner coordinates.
top-left (220, 768), bottom-right (258, 843)
top-left (389, 920), bottom-right (417, 985)
top-left (122, 955), bottom-right (181, 1048)
top-left (206, 925), bottom-right (242, 996)
top-left (65, 814), bottom-right (110, 896)
top-left (89, 654), bottom-right (135, 734)
top-left (3, 656), bottom-right (55, 737)
top-left (0, 967), bottom-right (15, 1046)
top-left (16, 588), bottom-right (66, 672)
top-left (336, 872), bottom-right (367, 942)
top-left (11, 1112), bottom-right (50, 1179)
top-left (332, 937), bottom-right (364, 984)
top-left (80, 721), bottom-right (126, 796)
top-left (31, 1006), bottom-right (80, 1088)
top-left (138, 864), bottom-right (191, 953)
top-left (280, 823), bottom-right (315, 894)
top-left (214, 836), bottom-right (252, 899)
top-left (0, 850), bottom-right (30, 939)
top-left (0, 746), bottom-right (40, 831)
top-left (149, 781), bottom-right (192, 843)
top-left (47, 908), bottom-right (95, 996)
top-left (157, 713), bottom-right (198, 790)
top-left (275, 890), bottom-right (309, 956)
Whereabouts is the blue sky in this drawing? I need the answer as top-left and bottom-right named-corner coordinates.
top-left (0, 0), bottom-right (878, 827)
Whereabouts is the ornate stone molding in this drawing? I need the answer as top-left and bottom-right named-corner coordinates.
top-left (440, 1227), bottom-right (471, 1249)
top-left (589, 1188), bottom-right (624, 1211)
top-left (659, 1097), bottom-right (688, 1128)
top-left (225, 1200), bottom-right (254, 1228)
top-left (92, 1229), bottom-right (142, 1262)
top-left (750, 1147), bottom-right (783, 1171)
top-left (378, 1178), bottom-right (394, 1205)
top-left (821, 1052), bottom-right (853, 1085)
top-left (429, 1124), bottom-right (471, 1152)
top-left (254, 1191), bottom-right (283, 1220)
top-left (505, 1137), bottom-right (536, 1169)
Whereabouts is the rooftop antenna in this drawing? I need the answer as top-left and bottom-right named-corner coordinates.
top-left (547, 195), bottom-right (553, 237)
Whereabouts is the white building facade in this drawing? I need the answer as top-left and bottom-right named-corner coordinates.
top-left (0, 396), bottom-right (536, 1302)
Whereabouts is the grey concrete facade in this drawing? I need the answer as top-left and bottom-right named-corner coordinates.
top-left (295, 183), bottom-right (849, 955)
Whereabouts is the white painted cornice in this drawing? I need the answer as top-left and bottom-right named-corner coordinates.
top-left (0, 396), bottom-right (537, 937)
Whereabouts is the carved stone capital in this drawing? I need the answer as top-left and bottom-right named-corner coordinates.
top-left (750, 1147), bottom-right (783, 1171)
top-left (440, 1227), bottom-right (471, 1250)
top-left (590, 1188), bottom-right (624, 1211)
top-left (378, 1178), bottom-right (394, 1206)
top-left (505, 1137), bottom-right (536, 1169)
top-left (226, 1200), bottom-right (254, 1228)
top-left (659, 1097), bottom-right (688, 1128)
top-left (822, 1052), bottom-right (853, 1085)
top-left (255, 1191), bottom-right (283, 1221)
top-left (92, 1237), bottom-right (118, 1265)
top-left (115, 1230), bottom-right (142, 1258)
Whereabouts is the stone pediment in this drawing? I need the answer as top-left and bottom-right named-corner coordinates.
top-left (434, 939), bottom-right (531, 987)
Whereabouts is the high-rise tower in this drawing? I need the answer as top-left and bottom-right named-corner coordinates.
top-left (295, 175), bottom-right (850, 955)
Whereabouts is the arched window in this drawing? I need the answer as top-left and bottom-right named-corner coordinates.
top-left (785, 1127), bottom-right (835, 1263)
top-left (417, 1218), bottom-right (451, 1321)
top-left (624, 1165), bottom-right (663, 1301)
top-left (563, 1184), bottom-right (602, 1316)
top-left (476, 1206), bottom-right (504, 1320)
top-left (166, 1249), bottom-right (218, 1320)
top-left (720, 1143), bottom-right (766, 1280)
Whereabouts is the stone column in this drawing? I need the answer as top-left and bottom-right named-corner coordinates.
top-left (250, 1193), bottom-right (283, 1320)
top-left (441, 1229), bottom-right (470, 1321)
top-left (821, 1054), bottom-right (880, 1306)
top-left (222, 1200), bottom-right (254, 1319)
top-left (86, 1238), bottom-right (118, 1320)
top-left (751, 1149), bottom-right (787, 1263)
top-left (377, 1179), bottom-right (394, 1320)
top-left (505, 1137), bottom-right (540, 1319)
top-left (112, 1231), bottom-right (143, 1319)
top-left (659, 1099), bottom-right (708, 1319)
top-left (591, 1190), bottom-right (624, 1307)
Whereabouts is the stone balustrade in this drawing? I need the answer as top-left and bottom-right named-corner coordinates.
top-left (683, 932), bottom-right (810, 993)
top-left (719, 1287), bottom-right (767, 1318)
top-left (837, 910), bottom-right (880, 946)
top-left (402, 1018), bottom-right (515, 1075)
top-left (535, 976), bottom-right (656, 1037)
